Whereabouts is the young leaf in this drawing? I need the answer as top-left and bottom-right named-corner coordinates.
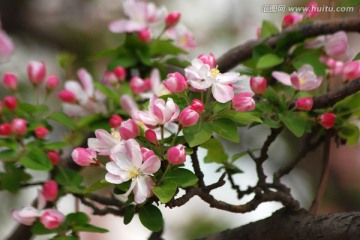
top-left (256, 53), bottom-right (283, 69)
top-left (212, 118), bottom-right (239, 143)
top-left (55, 168), bottom-right (83, 187)
top-left (201, 138), bottom-right (228, 164)
top-left (152, 181), bottom-right (177, 203)
top-left (164, 168), bottom-right (198, 188)
top-left (183, 122), bottom-right (213, 147)
top-left (83, 179), bottom-right (112, 194)
top-left (21, 148), bottom-right (53, 171)
top-left (139, 204), bottom-right (164, 232)
top-left (279, 113), bottom-right (307, 137)
top-left (73, 224), bottom-right (108, 233)
top-left (260, 20), bottom-right (279, 38)
top-left (49, 112), bottom-right (75, 130)
top-left (223, 110), bottom-right (262, 125)
top-left (43, 142), bottom-right (68, 150)
top-left (339, 123), bottom-right (360, 146)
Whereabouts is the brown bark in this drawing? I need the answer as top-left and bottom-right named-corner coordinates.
top-left (200, 209), bottom-right (360, 240)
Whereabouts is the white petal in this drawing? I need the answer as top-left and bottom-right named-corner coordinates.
top-left (105, 173), bottom-right (124, 184)
top-left (272, 71), bottom-right (292, 86)
top-left (77, 68), bottom-right (94, 97)
top-left (140, 155), bottom-right (161, 174)
top-left (133, 176), bottom-right (150, 204)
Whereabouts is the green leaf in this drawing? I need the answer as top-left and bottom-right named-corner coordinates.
top-left (260, 20), bottom-right (279, 38)
top-left (83, 179), bottom-right (112, 193)
top-left (57, 52), bottom-right (76, 70)
top-left (94, 82), bottom-right (119, 102)
top-left (32, 221), bottom-right (57, 235)
top-left (164, 168), bottom-right (198, 188)
top-left (51, 236), bottom-right (79, 240)
top-left (212, 118), bottom-right (239, 143)
top-left (339, 123), bottom-right (360, 146)
top-left (293, 53), bottom-right (326, 77)
top-left (43, 141), bottom-right (68, 150)
top-left (279, 113), bottom-right (307, 137)
top-left (124, 205), bottom-right (136, 225)
top-left (183, 122), bottom-right (213, 147)
top-left (0, 149), bottom-right (18, 161)
top-left (223, 110), bottom-right (262, 125)
top-left (139, 204), bottom-right (164, 232)
top-left (0, 138), bottom-right (18, 150)
top-left (49, 112), bottom-right (75, 129)
top-left (152, 181), bottom-right (177, 203)
top-left (340, 0), bottom-right (360, 7)
top-left (73, 224), bottom-right (108, 233)
top-left (66, 212), bottom-right (90, 226)
top-left (150, 39), bottom-right (186, 56)
top-left (76, 114), bottom-right (103, 129)
top-left (256, 53), bottom-right (283, 69)
top-left (212, 101), bottom-right (231, 114)
top-left (0, 163), bottom-right (29, 192)
top-left (21, 148), bottom-right (53, 171)
top-left (55, 168), bottom-right (83, 187)
top-left (201, 138), bottom-right (228, 164)
top-left (353, 52), bottom-right (360, 61)
top-left (232, 148), bottom-right (261, 162)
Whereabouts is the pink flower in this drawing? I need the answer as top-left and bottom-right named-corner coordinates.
top-left (179, 106), bottom-right (199, 127)
top-left (130, 76), bottom-right (151, 94)
top-left (282, 13), bottom-right (303, 28)
top-left (343, 60), bottom-right (360, 81)
top-left (250, 76), bottom-right (267, 94)
top-left (190, 99), bottom-right (204, 113)
top-left (232, 92), bottom-right (256, 112)
top-left (109, 115), bottom-right (123, 128)
top-left (114, 66), bottom-right (126, 81)
top-left (138, 96), bottom-right (180, 127)
top-left (163, 72), bottom-right (187, 93)
top-left (27, 61), bottom-right (46, 85)
top-left (137, 28), bottom-right (151, 42)
top-left (272, 64), bottom-right (322, 91)
top-left (198, 53), bottom-right (216, 69)
top-left (88, 129), bottom-right (122, 155)
top-left (45, 75), bottom-right (59, 90)
top-left (4, 96), bottom-right (17, 111)
top-left (2, 72), bottom-right (18, 91)
top-left (318, 113), bottom-right (336, 129)
top-left (0, 123), bottom-right (12, 136)
top-left (324, 31), bottom-right (349, 59)
top-left (47, 151), bottom-right (60, 165)
top-left (42, 180), bottom-right (58, 202)
top-left (12, 207), bottom-right (39, 226)
top-left (166, 24), bottom-right (196, 51)
top-left (305, 2), bottom-right (318, 18)
top-left (0, 28), bottom-right (15, 62)
top-left (119, 119), bottom-right (140, 140)
top-left (11, 118), bottom-right (27, 135)
top-left (145, 129), bottom-right (157, 143)
top-left (165, 11), bottom-right (181, 28)
top-left (35, 126), bottom-right (49, 139)
top-left (121, 95), bottom-right (139, 119)
top-left (295, 97), bottom-right (313, 111)
top-left (71, 147), bottom-right (98, 166)
top-left (40, 209), bottom-right (65, 229)
top-left (102, 71), bottom-right (118, 87)
top-left (105, 139), bottom-right (161, 204)
top-left (167, 144), bottom-right (186, 165)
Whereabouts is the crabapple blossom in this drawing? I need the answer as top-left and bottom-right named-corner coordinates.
top-left (45, 75), bottom-right (59, 90)
top-left (88, 129), bottom-right (122, 155)
top-left (232, 92), bottom-right (256, 112)
top-left (4, 96), bottom-right (17, 111)
top-left (282, 13), bottom-right (303, 28)
top-left (34, 126), bottom-right (49, 139)
top-left (168, 144), bottom-right (186, 165)
top-left (145, 129), bottom-right (157, 143)
top-left (163, 72), bottom-right (187, 93)
top-left (137, 28), bottom-right (151, 42)
top-left (295, 97), bottom-right (313, 111)
top-left (0, 28), bottom-right (15, 62)
top-left (109, 114), bottom-right (123, 128)
top-left (179, 106), bottom-right (199, 127)
top-left (47, 150), bottom-right (60, 165)
top-left (40, 209), bottom-right (65, 229)
top-left (0, 123), bottom-right (11, 136)
top-left (105, 139), bottom-right (161, 204)
top-left (190, 99), bottom-right (204, 113)
top-left (71, 147), bottom-right (98, 166)
top-left (165, 12), bottom-right (181, 28)
top-left (119, 119), bottom-right (140, 140)
top-left (58, 90), bottom-right (76, 103)
top-left (166, 24), bottom-right (196, 50)
top-left (130, 76), bottom-right (150, 94)
top-left (250, 76), bottom-right (267, 94)
top-left (11, 118), bottom-right (27, 135)
top-left (12, 207), bottom-right (39, 226)
top-left (2, 72), bottom-right (18, 91)
top-left (324, 31), bottom-right (351, 60)
top-left (42, 180), bottom-right (58, 202)
top-left (318, 113), bottom-right (336, 129)
top-left (198, 53), bottom-right (216, 69)
top-left (272, 64), bottom-right (322, 91)
top-left (121, 95), bottom-right (139, 119)
top-left (27, 61), bottom-right (46, 85)
top-left (343, 60), bottom-right (360, 81)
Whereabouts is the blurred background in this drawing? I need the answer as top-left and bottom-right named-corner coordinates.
top-left (1, 0), bottom-right (359, 239)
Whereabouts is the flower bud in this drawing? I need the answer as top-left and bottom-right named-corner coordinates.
top-left (167, 144), bottom-right (186, 165)
top-left (179, 106), bottom-right (199, 127)
top-left (35, 126), bottom-right (49, 139)
top-left (109, 114), bottom-right (123, 128)
top-left (318, 113), bottom-right (336, 129)
top-left (40, 209), bottom-right (65, 230)
top-left (4, 96), bottom-right (17, 111)
top-left (250, 76), bottom-right (267, 94)
top-left (282, 13), bottom-right (303, 28)
top-left (114, 66), bottom-right (126, 81)
top-left (58, 90), bottom-right (76, 103)
top-left (343, 60), bottom-right (360, 81)
top-left (45, 75), bottom-right (59, 90)
top-left (27, 61), bottom-right (46, 85)
top-left (47, 150), bottom-right (60, 165)
top-left (71, 147), bottom-right (97, 166)
top-left (11, 118), bottom-right (27, 135)
top-left (119, 119), bottom-right (139, 140)
top-left (163, 72), bottom-right (187, 93)
top-left (325, 32), bottom-right (348, 58)
top-left (198, 53), bottom-right (216, 68)
top-left (0, 123), bottom-right (12, 136)
top-left (42, 180), bottom-right (58, 202)
top-left (130, 76), bottom-right (146, 94)
top-left (165, 12), bottom-right (181, 28)
top-left (145, 129), bottom-right (157, 143)
top-left (295, 97), bottom-right (313, 111)
top-left (190, 99), bottom-right (204, 113)
top-left (232, 92), bottom-right (256, 112)
top-left (137, 28), bottom-right (151, 42)
top-left (12, 207), bottom-right (39, 226)
top-left (2, 72), bottom-right (18, 91)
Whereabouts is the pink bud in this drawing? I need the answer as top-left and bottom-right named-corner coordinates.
top-left (295, 97), bottom-right (313, 111)
top-left (137, 28), bottom-right (151, 42)
top-left (2, 72), bottom-right (18, 91)
top-left (12, 207), bottom-right (39, 226)
top-left (282, 13), bottom-right (303, 28)
top-left (232, 92), bottom-right (256, 112)
top-left (114, 66), bottom-right (126, 81)
top-left (165, 11), bottom-right (181, 28)
top-left (163, 72), bottom-right (187, 93)
top-left (4, 96), bottom-right (17, 111)
top-left (40, 209), bottom-right (65, 229)
top-left (11, 118), bottom-right (27, 135)
top-left (119, 119), bottom-right (139, 140)
top-left (250, 76), bottom-right (267, 94)
top-left (190, 99), bottom-right (204, 113)
top-left (130, 76), bottom-right (146, 94)
top-left (143, 77), bottom-right (152, 92)
top-left (0, 29), bottom-right (15, 61)
top-left (109, 114), bottom-right (123, 128)
top-left (58, 90), bottom-right (76, 103)
top-left (179, 106), bottom-right (199, 127)
top-left (71, 147), bottom-right (97, 166)
top-left (145, 129), bottom-right (157, 143)
top-left (141, 147), bottom-right (155, 161)
top-left (35, 126), bottom-right (49, 139)
top-left (305, 2), bottom-right (318, 18)
top-left (102, 71), bottom-right (118, 87)
top-left (343, 60), bottom-right (360, 81)
top-left (167, 144), bottom-right (186, 165)
top-left (318, 113), bottom-right (336, 129)
top-left (47, 150), bottom-right (60, 165)
top-left (42, 180), bottom-right (58, 202)
top-left (325, 32), bottom-right (348, 58)
top-left (27, 61), bottom-right (46, 85)
top-left (45, 75), bottom-right (59, 90)
top-left (0, 123), bottom-right (12, 136)
top-left (198, 53), bottom-right (216, 69)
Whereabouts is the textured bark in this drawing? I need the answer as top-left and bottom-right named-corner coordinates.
top-left (200, 209), bottom-right (360, 240)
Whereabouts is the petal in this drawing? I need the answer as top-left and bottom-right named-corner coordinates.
top-left (216, 72), bottom-right (241, 84)
top-left (64, 81), bottom-right (86, 99)
top-left (105, 173), bottom-right (124, 184)
top-left (272, 71), bottom-right (292, 86)
top-left (212, 83), bottom-right (234, 103)
top-left (133, 176), bottom-right (150, 204)
top-left (138, 111), bottom-right (158, 127)
top-left (108, 20), bottom-right (146, 33)
top-left (77, 68), bottom-right (94, 97)
top-left (126, 139), bottom-right (142, 168)
top-left (106, 162), bottom-right (121, 175)
top-left (140, 155), bottom-right (161, 174)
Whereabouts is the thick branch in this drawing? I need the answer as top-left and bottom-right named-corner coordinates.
top-left (217, 17), bottom-right (360, 72)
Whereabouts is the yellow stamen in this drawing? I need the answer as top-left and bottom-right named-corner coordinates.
top-left (210, 67), bottom-right (220, 78)
top-left (298, 77), bottom-right (305, 86)
top-left (111, 128), bottom-right (121, 140)
top-left (129, 169), bottom-right (140, 179)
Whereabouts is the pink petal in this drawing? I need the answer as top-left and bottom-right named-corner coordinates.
top-left (272, 71), bottom-right (292, 86)
top-left (108, 20), bottom-right (145, 33)
top-left (212, 83), bottom-right (234, 103)
top-left (77, 69), bottom-right (94, 97)
top-left (140, 155), bottom-right (161, 174)
top-left (105, 173), bottom-right (124, 184)
top-left (133, 176), bottom-right (150, 204)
